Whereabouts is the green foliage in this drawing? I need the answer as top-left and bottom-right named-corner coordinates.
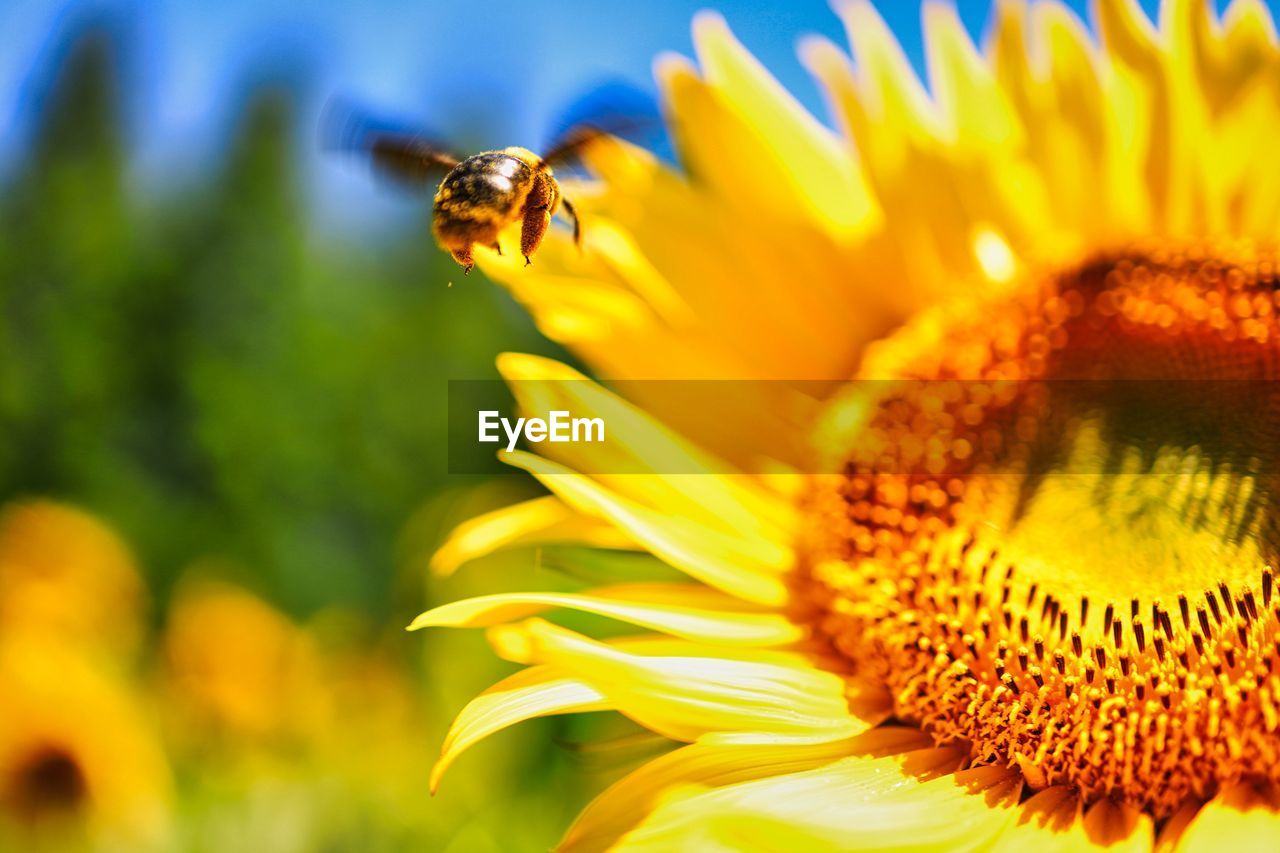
top-left (0, 26), bottom-right (562, 617)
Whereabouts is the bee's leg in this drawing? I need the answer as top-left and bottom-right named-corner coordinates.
top-left (520, 208), bottom-right (550, 266)
top-left (561, 196), bottom-right (581, 249)
top-left (520, 175), bottom-right (554, 266)
top-left (451, 246), bottom-right (474, 275)
top-left (490, 241), bottom-right (503, 256)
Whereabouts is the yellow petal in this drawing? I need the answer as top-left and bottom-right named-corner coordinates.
top-left (485, 140), bottom-right (857, 392)
top-left (580, 217), bottom-right (695, 328)
top-left (409, 583), bottom-right (805, 646)
top-left (562, 727), bottom-right (931, 852)
top-left (993, 0), bottom-right (1126, 246)
top-left (812, 3), bottom-right (1052, 304)
top-left (656, 55), bottom-right (822, 234)
top-left (559, 143), bottom-right (867, 385)
top-left (496, 353), bottom-right (797, 539)
top-left (1154, 801), bottom-right (1199, 853)
top-left (483, 242), bottom-right (665, 343)
top-left (837, 0), bottom-right (939, 143)
top-left (1080, 798), bottom-right (1154, 853)
top-left (1219, 0), bottom-right (1279, 90)
top-left (1096, 0), bottom-right (1161, 72)
top-left (1097, 0), bottom-right (1176, 231)
top-left (430, 495), bottom-right (635, 576)
top-left (923, 1), bottom-right (1017, 147)
top-left (991, 786), bottom-right (1087, 853)
top-left (487, 619), bottom-right (887, 745)
top-left (691, 11), bottom-right (875, 237)
top-left (602, 635), bottom-right (844, 670)
top-left (616, 750), bottom-right (1021, 851)
top-left (501, 450), bottom-right (791, 606)
top-left (1174, 782), bottom-right (1280, 852)
top-left (430, 665), bottom-right (608, 793)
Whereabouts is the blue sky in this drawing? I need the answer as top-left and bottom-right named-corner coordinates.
top-left (0, 0), bottom-right (1260, 226)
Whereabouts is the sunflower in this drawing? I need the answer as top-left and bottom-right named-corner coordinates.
top-left (0, 500), bottom-right (145, 658)
top-left (0, 625), bottom-right (171, 848)
top-left (0, 501), bottom-right (168, 847)
top-left (160, 575), bottom-right (327, 741)
top-left (417, 1), bottom-right (1280, 849)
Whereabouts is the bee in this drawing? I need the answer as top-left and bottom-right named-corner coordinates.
top-left (337, 112), bottom-right (610, 274)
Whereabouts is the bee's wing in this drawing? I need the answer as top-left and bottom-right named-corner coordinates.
top-left (321, 98), bottom-right (460, 188)
top-left (366, 134), bottom-right (460, 185)
top-left (537, 124), bottom-right (617, 171)
top-left (538, 80), bottom-right (670, 171)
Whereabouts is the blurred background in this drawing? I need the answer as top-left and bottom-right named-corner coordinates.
top-left (0, 0), bottom-right (1191, 849)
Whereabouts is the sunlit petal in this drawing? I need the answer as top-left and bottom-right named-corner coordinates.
top-left (486, 619), bottom-right (888, 744)
top-left (410, 583), bottom-right (806, 646)
top-left (430, 665), bottom-right (608, 793)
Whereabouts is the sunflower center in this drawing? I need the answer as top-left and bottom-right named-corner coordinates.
top-left (4, 746), bottom-right (88, 819)
top-left (804, 245), bottom-right (1280, 817)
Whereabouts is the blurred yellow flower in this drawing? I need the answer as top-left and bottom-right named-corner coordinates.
top-left (0, 632), bottom-right (171, 847)
top-left (0, 500), bottom-right (145, 657)
top-left (161, 575), bottom-right (326, 740)
top-left (0, 501), bottom-right (168, 848)
top-left (159, 573), bottom-right (427, 764)
top-left (158, 573), bottom-right (444, 845)
top-left (421, 1), bottom-right (1280, 850)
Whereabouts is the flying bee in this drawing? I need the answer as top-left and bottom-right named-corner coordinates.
top-left (332, 107), bottom-right (614, 274)
top-left (429, 143), bottom-right (580, 273)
